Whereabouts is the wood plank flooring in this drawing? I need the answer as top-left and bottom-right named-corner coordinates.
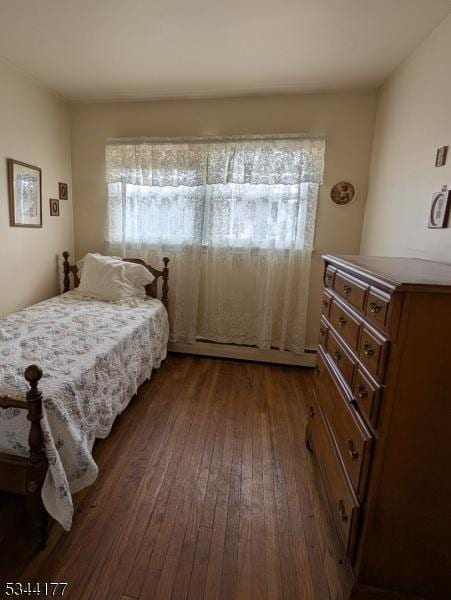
top-left (0, 355), bottom-right (352, 599)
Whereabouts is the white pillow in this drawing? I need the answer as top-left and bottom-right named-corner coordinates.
top-left (77, 253), bottom-right (155, 300)
top-left (76, 253), bottom-right (121, 276)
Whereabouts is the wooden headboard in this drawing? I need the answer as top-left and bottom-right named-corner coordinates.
top-left (62, 251), bottom-right (169, 310)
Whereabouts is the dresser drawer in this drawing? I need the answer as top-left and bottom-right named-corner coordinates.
top-left (319, 317), bottom-right (328, 348)
top-left (322, 289), bottom-right (333, 318)
top-left (365, 287), bottom-right (390, 331)
top-left (307, 392), bottom-right (360, 558)
top-left (316, 349), bottom-right (373, 501)
top-left (329, 298), bottom-right (362, 351)
top-left (333, 270), bottom-right (368, 312)
top-left (353, 367), bottom-right (382, 428)
top-left (358, 327), bottom-right (389, 382)
top-left (324, 265), bottom-right (336, 288)
top-left (325, 329), bottom-right (356, 389)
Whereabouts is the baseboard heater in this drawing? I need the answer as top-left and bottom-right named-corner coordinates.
top-left (168, 339), bottom-right (317, 367)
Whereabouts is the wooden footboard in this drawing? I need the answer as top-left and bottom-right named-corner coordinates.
top-left (0, 365), bottom-right (49, 551)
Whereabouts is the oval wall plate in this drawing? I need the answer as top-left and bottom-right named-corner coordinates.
top-left (331, 181), bottom-right (356, 206)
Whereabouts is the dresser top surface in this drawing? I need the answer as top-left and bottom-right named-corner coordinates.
top-left (323, 254), bottom-right (451, 290)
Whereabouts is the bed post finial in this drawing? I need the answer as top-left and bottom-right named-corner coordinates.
top-left (24, 364), bottom-right (43, 387)
top-left (63, 251), bottom-right (70, 293)
top-left (162, 257), bottom-right (169, 311)
top-left (24, 365), bottom-right (48, 551)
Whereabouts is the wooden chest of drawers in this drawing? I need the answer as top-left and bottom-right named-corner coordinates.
top-left (306, 255), bottom-right (451, 599)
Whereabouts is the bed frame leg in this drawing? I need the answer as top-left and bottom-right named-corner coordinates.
top-left (24, 365), bottom-right (49, 551)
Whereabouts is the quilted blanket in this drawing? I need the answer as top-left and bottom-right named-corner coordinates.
top-left (0, 290), bottom-right (169, 530)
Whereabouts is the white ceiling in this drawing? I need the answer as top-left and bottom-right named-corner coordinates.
top-left (0, 0), bottom-right (450, 103)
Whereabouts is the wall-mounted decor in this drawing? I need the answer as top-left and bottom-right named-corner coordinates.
top-left (435, 146), bottom-right (448, 167)
top-left (330, 181), bottom-right (356, 205)
top-left (49, 198), bottom-right (60, 217)
top-left (59, 182), bottom-right (68, 200)
top-left (428, 190), bottom-right (450, 228)
top-left (7, 158), bottom-right (42, 228)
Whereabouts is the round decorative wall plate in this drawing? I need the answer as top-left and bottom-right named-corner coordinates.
top-left (330, 181), bottom-right (356, 206)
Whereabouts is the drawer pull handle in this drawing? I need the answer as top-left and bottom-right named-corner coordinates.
top-left (314, 366), bottom-right (320, 375)
top-left (364, 342), bottom-right (375, 356)
top-left (322, 300), bottom-right (329, 308)
top-left (338, 499), bottom-right (348, 522)
top-left (343, 285), bottom-right (352, 295)
top-left (333, 350), bottom-right (342, 363)
top-left (319, 327), bottom-right (326, 337)
top-left (326, 272), bottom-right (333, 281)
top-left (357, 385), bottom-right (368, 399)
top-left (348, 439), bottom-right (359, 460)
top-left (370, 301), bottom-right (382, 314)
top-left (309, 406), bottom-right (315, 418)
top-left (338, 317), bottom-right (347, 327)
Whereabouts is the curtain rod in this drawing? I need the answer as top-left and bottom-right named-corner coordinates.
top-left (106, 133), bottom-right (326, 145)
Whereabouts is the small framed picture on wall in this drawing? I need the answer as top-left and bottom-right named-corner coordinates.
top-left (50, 198), bottom-right (60, 216)
top-left (428, 190), bottom-right (451, 228)
top-left (59, 182), bottom-right (68, 200)
top-left (435, 146), bottom-right (448, 167)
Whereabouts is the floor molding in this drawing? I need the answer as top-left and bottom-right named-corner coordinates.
top-left (168, 341), bottom-right (317, 366)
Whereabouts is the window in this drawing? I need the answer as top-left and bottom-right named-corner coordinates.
top-left (106, 136), bottom-right (325, 252)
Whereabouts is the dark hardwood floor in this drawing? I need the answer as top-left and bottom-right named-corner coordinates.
top-left (0, 355), bottom-right (351, 599)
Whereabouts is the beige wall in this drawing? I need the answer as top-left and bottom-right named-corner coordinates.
top-left (71, 92), bottom-right (376, 347)
top-left (361, 15), bottom-right (451, 259)
top-left (0, 60), bottom-right (73, 316)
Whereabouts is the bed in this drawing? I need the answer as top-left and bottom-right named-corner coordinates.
top-left (0, 252), bottom-right (169, 551)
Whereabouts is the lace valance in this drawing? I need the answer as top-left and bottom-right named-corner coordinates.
top-left (106, 136), bottom-right (325, 187)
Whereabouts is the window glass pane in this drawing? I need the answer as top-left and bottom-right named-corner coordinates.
top-left (204, 183), bottom-right (303, 250)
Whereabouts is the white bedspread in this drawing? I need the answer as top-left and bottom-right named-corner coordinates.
top-left (0, 290), bottom-right (169, 530)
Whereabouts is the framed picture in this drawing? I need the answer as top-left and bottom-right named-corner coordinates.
top-left (435, 146), bottom-right (448, 167)
top-left (59, 182), bottom-right (68, 200)
top-left (7, 158), bottom-right (42, 228)
top-left (428, 190), bottom-right (450, 228)
top-left (49, 198), bottom-right (60, 216)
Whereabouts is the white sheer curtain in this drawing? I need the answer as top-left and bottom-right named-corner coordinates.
top-left (106, 136), bottom-right (325, 353)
